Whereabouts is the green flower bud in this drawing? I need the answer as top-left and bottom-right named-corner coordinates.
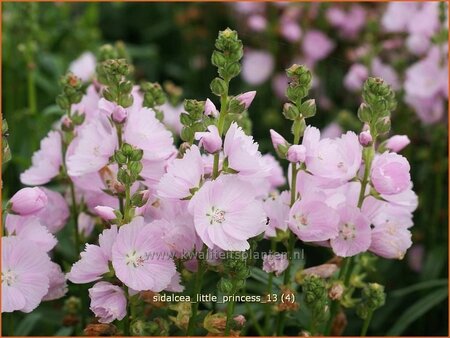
top-left (282, 103), bottom-right (299, 120)
top-left (181, 126), bottom-right (194, 143)
top-left (356, 283), bottom-right (386, 319)
top-left (357, 103), bottom-right (372, 123)
top-left (228, 97), bottom-right (246, 115)
top-left (211, 50), bottom-right (227, 68)
top-left (129, 148), bottom-right (144, 162)
top-left (218, 278), bottom-right (234, 294)
top-left (180, 113), bottom-right (192, 126)
top-left (210, 77), bottom-right (228, 96)
top-left (300, 99), bottom-right (316, 118)
top-left (129, 161), bottom-right (143, 176)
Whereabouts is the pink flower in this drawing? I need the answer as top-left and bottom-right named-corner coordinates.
top-left (236, 91), bottom-right (256, 110)
top-left (382, 2), bottom-right (418, 32)
top-left (67, 225), bottom-right (118, 283)
top-left (263, 191), bottom-right (290, 237)
top-left (165, 272), bottom-right (185, 292)
top-left (78, 212), bottom-right (95, 237)
top-left (224, 123), bottom-right (270, 179)
top-left (89, 282), bottom-right (127, 323)
top-left (271, 73), bottom-right (289, 99)
top-left (158, 145), bottom-right (204, 200)
top-left (248, 15), bottom-right (267, 32)
top-left (99, 98), bottom-right (127, 123)
top-left (321, 123), bottom-right (343, 139)
top-left (35, 188), bottom-right (69, 234)
top-left (270, 129), bottom-right (288, 152)
top-left (306, 131), bottom-right (362, 186)
top-left (407, 244), bottom-right (425, 272)
top-left (188, 175), bottom-right (267, 251)
top-left (149, 214), bottom-right (201, 258)
top-left (406, 34), bottom-right (430, 55)
top-left (111, 217), bottom-right (176, 291)
top-left (5, 215), bottom-right (57, 253)
top-left (43, 262), bottom-right (68, 301)
top-left (327, 5), bottom-right (366, 38)
top-left (66, 117), bottom-right (118, 177)
top-left (344, 64), bottom-right (368, 92)
top-left (9, 187), bottom-right (48, 216)
top-left (302, 30), bottom-right (335, 62)
top-left (262, 154), bottom-right (286, 189)
top-left (124, 107), bottom-right (176, 162)
top-left (372, 58), bottom-right (400, 90)
top-left (330, 205), bottom-right (371, 257)
top-left (280, 21), bottom-right (302, 42)
top-left (241, 50), bottom-right (274, 85)
top-left (69, 52), bottom-right (96, 82)
top-left (2, 236), bottom-right (52, 313)
top-left (386, 135), bottom-right (411, 152)
top-left (369, 222), bottom-right (412, 260)
top-left (371, 152), bottom-right (411, 195)
top-left (287, 145), bottom-right (306, 163)
top-left (21, 131), bottom-right (63, 185)
top-left (94, 206), bottom-right (117, 221)
top-left (204, 99), bottom-right (219, 117)
top-left (262, 253), bottom-right (289, 276)
top-left (195, 125), bottom-right (222, 154)
top-left (288, 195), bottom-right (339, 242)
top-left (359, 130), bottom-right (373, 146)
top-left (161, 102), bottom-right (184, 135)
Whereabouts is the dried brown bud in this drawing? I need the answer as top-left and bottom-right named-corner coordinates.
top-left (328, 282), bottom-right (345, 300)
top-left (83, 323), bottom-right (117, 336)
top-left (331, 310), bottom-right (348, 336)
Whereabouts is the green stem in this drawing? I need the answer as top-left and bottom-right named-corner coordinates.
top-left (186, 246), bottom-right (206, 335)
top-left (69, 182), bottom-right (80, 256)
top-left (224, 298), bottom-right (236, 336)
top-left (27, 67), bottom-right (37, 115)
top-left (360, 310), bottom-right (373, 336)
top-left (212, 86), bottom-right (229, 179)
top-left (245, 303), bottom-right (265, 336)
top-left (324, 258), bottom-right (349, 335)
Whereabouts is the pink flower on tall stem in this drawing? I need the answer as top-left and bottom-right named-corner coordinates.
top-left (20, 131), bottom-right (63, 185)
top-left (112, 217), bottom-right (176, 291)
top-left (2, 236), bottom-right (52, 313)
top-left (188, 175), bottom-right (267, 251)
top-left (89, 282), bottom-right (127, 323)
top-left (9, 187), bottom-right (48, 216)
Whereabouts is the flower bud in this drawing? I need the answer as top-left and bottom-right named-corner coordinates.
top-left (203, 312), bottom-right (226, 334)
top-left (83, 323), bottom-right (117, 336)
top-left (235, 91), bottom-right (256, 110)
top-left (210, 77), bottom-right (227, 96)
top-left (233, 314), bottom-right (246, 327)
top-left (94, 206), bottom-right (117, 221)
top-left (286, 145), bottom-right (306, 163)
top-left (386, 135), bottom-right (410, 152)
top-left (195, 125), bottom-right (222, 153)
top-left (9, 187), bottom-right (48, 216)
top-left (359, 130), bottom-right (373, 146)
top-left (328, 282), bottom-right (344, 300)
top-left (111, 105), bottom-right (127, 124)
top-left (270, 129), bottom-right (288, 151)
top-left (204, 98), bottom-right (218, 117)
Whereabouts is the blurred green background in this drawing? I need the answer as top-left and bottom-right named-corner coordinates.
top-left (2, 2), bottom-right (448, 336)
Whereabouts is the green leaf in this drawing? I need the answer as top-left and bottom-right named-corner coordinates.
top-left (15, 312), bottom-right (42, 336)
top-left (390, 279), bottom-right (448, 298)
top-left (387, 287), bottom-right (448, 335)
top-left (55, 327), bottom-right (74, 336)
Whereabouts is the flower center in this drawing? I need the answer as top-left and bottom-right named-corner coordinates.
top-left (125, 250), bottom-right (147, 268)
top-left (339, 223), bottom-right (356, 240)
top-left (2, 268), bottom-right (18, 286)
top-left (293, 214), bottom-right (308, 227)
top-left (207, 206), bottom-right (226, 225)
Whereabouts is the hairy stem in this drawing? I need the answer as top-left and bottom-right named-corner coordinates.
top-left (187, 246), bottom-right (207, 335)
top-left (224, 298), bottom-right (236, 336)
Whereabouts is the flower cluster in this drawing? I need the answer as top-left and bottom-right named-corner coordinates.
top-left (2, 28), bottom-right (418, 337)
